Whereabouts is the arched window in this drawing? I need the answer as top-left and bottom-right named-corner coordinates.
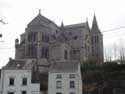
top-left (32, 45), bottom-right (37, 58)
top-left (28, 32), bottom-right (37, 42)
top-left (95, 36), bottom-right (97, 43)
top-left (42, 35), bottom-right (49, 43)
top-left (64, 50), bottom-right (68, 60)
top-left (41, 47), bottom-right (49, 59)
top-left (91, 36), bottom-right (94, 44)
top-left (27, 45), bottom-right (37, 58)
top-left (97, 35), bottom-right (99, 43)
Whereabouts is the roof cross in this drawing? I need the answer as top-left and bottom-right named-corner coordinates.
top-left (39, 9), bottom-right (41, 14)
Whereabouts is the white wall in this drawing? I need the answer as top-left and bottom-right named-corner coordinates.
top-left (48, 71), bottom-right (82, 94)
top-left (0, 69), bottom-right (40, 94)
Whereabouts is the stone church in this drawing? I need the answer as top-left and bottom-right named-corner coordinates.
top-left (15, 11), bottom-right (103, 64)
top-left (0, 11), bottom-right (104, 94)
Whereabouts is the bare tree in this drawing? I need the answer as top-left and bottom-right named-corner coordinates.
top-left (117, 38), bottom-right (125, 64)
top-left (113, 43), bottom-right (118, 60)
top-left (104, 47), bottom-right (112, 62)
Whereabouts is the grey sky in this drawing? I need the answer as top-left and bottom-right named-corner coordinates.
top-left (0, 0), bottom-right (125, 67)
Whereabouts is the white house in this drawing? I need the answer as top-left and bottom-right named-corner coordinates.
top-left (48, 61), bottom-right (82, 94)
top-left (0, 58), bottom-right (41, 94)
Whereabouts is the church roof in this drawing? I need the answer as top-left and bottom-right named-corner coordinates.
top-left (27, 13), bottom-right (51, 27)
top-left (27, 11), bottom-right (58, 28)
top-left (49, 61), bottom-right (79, 73)
top-left (64, 22), bottom-right (88, 29)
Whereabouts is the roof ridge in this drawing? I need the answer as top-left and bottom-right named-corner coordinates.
top-left (64, 22), bottom-right (87, 28)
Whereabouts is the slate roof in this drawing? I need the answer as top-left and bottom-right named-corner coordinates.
top-left (64, 22), bottom-right (88, 29)
top-left (4, 59), bottom-right (35, 70)
top-left (49, 61), bottom-right (79, 73)
top-left (27, 13), bottom-right (58, 28)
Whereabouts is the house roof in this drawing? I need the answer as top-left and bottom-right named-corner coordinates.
top-left (3, 59), bottom-right (35, 70)
top-left (49, 61), bottom-right (79, 73)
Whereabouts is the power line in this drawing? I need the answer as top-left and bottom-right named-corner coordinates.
top-left (0, 47), bottom-right (14, 50)
top-left (102, 26), bottom-right (125, 33)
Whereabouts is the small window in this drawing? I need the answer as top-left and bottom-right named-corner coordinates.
top-left (56, 81), bottom-right (62, 89)
top-left (22, 78), bottom-right (27, 86)
top-left (69, 74), bottom-right (75, 78)
top-left (9, 78), bottom-right (14, 86)
top-left (70, 81), bottom-right (75, 88)
top-left (22, 91), bottom-right (27, 94)
top-left (69, 92), bottom-right (75, 94)
top-left (56, 74), bottom-right (62, 79)
top-left (56, 92), bottom-right (62, 94)
top-left (8, 92), bottom-right (14, 94)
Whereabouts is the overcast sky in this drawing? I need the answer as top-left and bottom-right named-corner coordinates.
top-left (0, 0), bottom-right (125, 68)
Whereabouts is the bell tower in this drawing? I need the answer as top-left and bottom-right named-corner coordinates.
top-left (90, 14), bottom-right (103, 64)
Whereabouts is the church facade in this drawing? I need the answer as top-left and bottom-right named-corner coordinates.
top-left (15, 11), bottom-right (103, 64)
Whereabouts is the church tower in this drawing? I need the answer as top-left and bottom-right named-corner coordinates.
top-left (90, 14), bottom-right (103, 63)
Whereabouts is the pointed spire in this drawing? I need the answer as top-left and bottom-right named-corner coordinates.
top-left (92, 13), bottom-right (99, 31)
top-left (61, 20), bottom-right (64, 27)
top-left (86, 17), bottom-right (90, 30)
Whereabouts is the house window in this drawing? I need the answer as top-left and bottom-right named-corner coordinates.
top-left (22, 91), bottom-right (27, 94)
top-left (69, 92), bottom-right (76, 94)
top-left (69, 74), bottom-right (75, 78)
top-left (22, 78), bottom-right (27, 86)
top-left (56, 81), bottom-right (62, 89)
top-left (70, 81), bottom-right (75, 88)
top-left (8, 92), bottom-right (14, 94)
top-left (56, 74), bottom-right (62, 79)
top-left (69, 92), bottom-right (75, 94)
top-left (56, 92), bottom-right (62, 94)
top-left (9, 77), bottom-right (14, 86)
top-left (64, 50), bottom-right (68, 60)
